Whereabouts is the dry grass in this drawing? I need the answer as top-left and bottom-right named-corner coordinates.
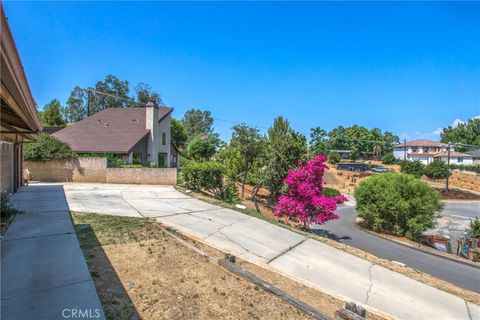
top-left (72, 212), bottom-right (384, 320)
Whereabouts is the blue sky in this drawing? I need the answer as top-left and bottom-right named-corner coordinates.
top-left (4, 1), bottom-right (480, 142)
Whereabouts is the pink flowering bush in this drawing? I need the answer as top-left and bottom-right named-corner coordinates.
top-left (274, 155), bottom-right (347, 227)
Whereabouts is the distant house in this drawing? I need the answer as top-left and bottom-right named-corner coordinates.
top-left (330, 150), bottom-right (352, 160)
top-left (392, 139), bottom-right (474, 165)
top-left (53, 101), bottom-right (179, 168)
top-left (462, 148), bottom-right (480, 165)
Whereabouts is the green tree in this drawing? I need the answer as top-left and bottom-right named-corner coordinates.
top-left (182, 109), bottom-right (214, 140)
top-left (345, 125), bottom-right (370, 160)
top-left (90, 74), bottom-right (130, 112)
top-left (135, 82), bottom-right (164, 106)
top-left (328, 151), bottom-right (341, 164)
top-left (469, 218), bottom-right (480, 238)
top-left (381, 131), bottom-right (400, 155)
top-left (382, 153), bottom-right (395, 164)
top-left (441, 118), bottom-right (480, 151)
top-left (328, 126), bottom-right (348, 151)
top-left (400, 160), bottom-right (425, 178)
top-left (186, 135), bottom-right (218, 161)
top-left (25, 133), bottom-right (77, 162)
top-left (40, 99), bottom-right (66, 126)
top-left (309, 127), bottom-right (329, 156)
top-left (171, 118), bottom-right (188, 149)
top-left (230, 124), bottom-right (265, 198)
top-left (64, 86), bottom-right (88, 122)
top-left (424, 159), bottom-right (450, 179)
top-left (355, 173), bottom-right (444, 239)
top-left (217, 144), bottom-right (245, 181)
top-left (325, 125), bottom-right (399, 160)
top-left (264, 116), bottom-right (307, 203)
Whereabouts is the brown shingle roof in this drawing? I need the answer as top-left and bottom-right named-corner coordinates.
top-left (393, 139), bottom-right (448, 148)
top-left (433, 151), bottom-right (474, 158)
top-left (53, 107), bottom-right (172, 153)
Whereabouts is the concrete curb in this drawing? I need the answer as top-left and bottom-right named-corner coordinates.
top-left (353, 221), bottom-right (480, 269)
top-left (442, 199), bottom-right (480, 204)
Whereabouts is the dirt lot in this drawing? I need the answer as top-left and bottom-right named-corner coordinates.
top-left (436, 188), bottom-right (480, 200)
top-left (72, 213), bottom-right (386, 320)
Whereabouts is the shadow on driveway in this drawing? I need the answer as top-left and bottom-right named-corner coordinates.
top-left (1, 183), bottom-right (138, 320)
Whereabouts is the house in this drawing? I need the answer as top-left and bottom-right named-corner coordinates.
top-left (1, 4), bottom-right (42, 193)
top-left (469, 148), bottom-right (480, 165)
top-left (432, 151), bottom-right (475, 165)
top-left (330, 150), bottom-right (352, 160)
top-left (392, 139), bottom-right (474, 165)
top-left (53, 101), bottom-right (179, 168)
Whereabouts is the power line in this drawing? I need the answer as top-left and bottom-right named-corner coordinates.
top-left (86, 88), bottom-right (146, 107)
top-left (86, 89), bottom-right (270, 130)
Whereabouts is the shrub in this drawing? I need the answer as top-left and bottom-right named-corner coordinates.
top-left (424, 159), bottom-right (450, 179)
top-left (323, 187), bottom-right (341, 198)
top-left (24, 133), bottom-right (77, 162)
top-left (182, 161), bottom-right (239, 203)
top-left (399, 160), bottom-right (424, 178)
top-left (449, 164), bottom-right (480, 174)
top-left (1, 192), bottom-right (24, 225)
top-left (381, 153), bottom-right (395, 165)
top-left (219, 179), bottom-right (240, 204)
top-left (183, 161), bottom-right (223, 191)
top-left (328, 152), bottom-right (341, 165)
top-left (470, 218), bottom-right (480, 238)
top-left (355, 173), bottom-right (444, 239)
top-left (148, 161), bottom-right (158, 168)
top-left (275, 155), bottom-right (347, 228)
top-left (186, 135), bottom-right (217, 161)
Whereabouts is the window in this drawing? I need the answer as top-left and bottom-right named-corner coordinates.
top-left (162, 132), bottom-right (166, 146)
top-left (458, 157), bottom-right (463, 163)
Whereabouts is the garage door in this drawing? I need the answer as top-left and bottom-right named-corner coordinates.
top-left (1, 142), bottom-right (14, 193)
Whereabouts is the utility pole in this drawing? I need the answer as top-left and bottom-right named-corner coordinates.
top-left (445, 143), bottom-right (451, 191)
top-left (87, 89), bottom-right (92, 117)
top-left (403, 138), bottom-right (407, 160)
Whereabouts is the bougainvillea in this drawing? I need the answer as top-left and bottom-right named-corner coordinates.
top-left (274, 154), bottom-right (347, 227)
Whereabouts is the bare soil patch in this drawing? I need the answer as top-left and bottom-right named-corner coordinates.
top-left (437, 188), bottom-right (480, 200)
top-left (72, 212), bottom-right (384, 320)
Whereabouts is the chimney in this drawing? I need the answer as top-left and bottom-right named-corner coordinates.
top-left (145, 98), bottom-right (158, 162)
top-left (146, 99), bottom-right (157, 108)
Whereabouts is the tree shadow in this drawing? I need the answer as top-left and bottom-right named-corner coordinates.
top-left (74, 223), bottom-right (141, 320)
top-left (311, 228), bottom-right (352, 242)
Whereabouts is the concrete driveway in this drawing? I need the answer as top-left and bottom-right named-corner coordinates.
top-left (312, 206), bottom-right (480, 293)
top-left (46, 182), bottom-right (480, 320)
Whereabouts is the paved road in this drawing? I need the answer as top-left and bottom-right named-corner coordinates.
top-left (443, 202), bottom-right (480, 219)
top-left (310, 204), bottom-right (480, 293)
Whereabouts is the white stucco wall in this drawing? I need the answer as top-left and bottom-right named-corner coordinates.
top-left (393, 148), bottom-right (406, 160)
top-left (409, 156), bottom-right (431, 165)
top-left (436, 156), bottom-right (474, 165)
